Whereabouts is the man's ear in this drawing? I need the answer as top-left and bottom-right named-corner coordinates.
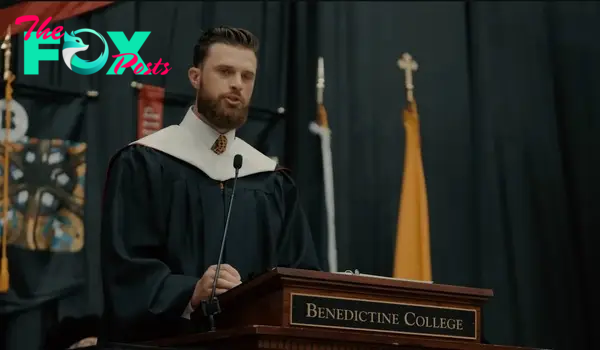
top-left (188, 66), bottom-right (201, 89)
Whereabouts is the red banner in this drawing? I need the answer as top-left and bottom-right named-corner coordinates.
top-left (0, 1), bottom-right (115, 37)
top-left (137, 84), bottom-right (165, 139)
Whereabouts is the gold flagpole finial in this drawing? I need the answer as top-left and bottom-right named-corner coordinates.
top-left (397, 53), bottom-right (418, 103)
top-left (316, 56), bottom-right (325, 105)
top-left (0, 24), bottom-right (13, 293)
top-left (316, 57), bottom-right (328, 128)
top-left (2, 25), bottom-right (12, 82)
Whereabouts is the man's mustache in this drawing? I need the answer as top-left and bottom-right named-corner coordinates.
top-left (220, 92), bottom-right (244, 104)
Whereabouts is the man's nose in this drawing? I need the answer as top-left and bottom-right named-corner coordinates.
top-left (229, 74), bottom-right (243, 91)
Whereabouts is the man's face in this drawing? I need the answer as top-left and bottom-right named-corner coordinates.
top-left (188, 43), bottom-right (257, 130)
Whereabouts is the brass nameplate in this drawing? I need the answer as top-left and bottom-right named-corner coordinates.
top-left (289, 293), bottom-right (477, 340)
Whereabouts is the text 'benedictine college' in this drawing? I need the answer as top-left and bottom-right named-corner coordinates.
top-left (289, 294), bottom-right (477, 339)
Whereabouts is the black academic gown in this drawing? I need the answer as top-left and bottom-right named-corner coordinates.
top-left (99, 145), bottom-right (321, 345)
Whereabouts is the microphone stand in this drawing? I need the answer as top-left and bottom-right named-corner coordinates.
top-left (201, 155), bottom-right (243, 332)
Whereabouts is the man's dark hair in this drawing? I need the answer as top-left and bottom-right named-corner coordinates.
top-left (193, 26), bottom-right (259, 67)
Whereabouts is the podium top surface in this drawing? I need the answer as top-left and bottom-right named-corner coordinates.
top-left (221, 268), bottom-right (493, 304)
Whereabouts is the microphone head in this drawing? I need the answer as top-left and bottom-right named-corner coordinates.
top-left (233, 154), bottom-right (243, 170)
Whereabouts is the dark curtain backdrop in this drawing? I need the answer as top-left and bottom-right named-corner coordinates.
top-left (467, 2), bottom-right (599, 349)
top-left (284, 0), bottom-right (328, 270)
top-left (315, 1), bottom-right (600, 350)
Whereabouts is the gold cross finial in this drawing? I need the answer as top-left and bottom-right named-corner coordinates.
top-left (397, 52), bottom-right (418, 102)
top-left (1, 25), bottom-right (10, 50)
top-left (2, 25), bottom-right (13, 82)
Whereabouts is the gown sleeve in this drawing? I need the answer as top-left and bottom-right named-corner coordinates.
top-left (100, 146), bottom-right (198, 338)
top-left (274, 169), bottom-right (323, 271)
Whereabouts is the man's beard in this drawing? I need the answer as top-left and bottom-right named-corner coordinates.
top-left (195, 85), bottom-right (249, 130)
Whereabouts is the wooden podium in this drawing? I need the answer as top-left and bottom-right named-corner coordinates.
top-left (148, 268), bottom-right (539, 350)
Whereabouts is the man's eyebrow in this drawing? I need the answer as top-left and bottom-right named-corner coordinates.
top-left (214, 64), bottom-right (255, 75)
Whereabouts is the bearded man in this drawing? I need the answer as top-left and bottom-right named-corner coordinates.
top-left (99, 26), bottom-right (321, 345)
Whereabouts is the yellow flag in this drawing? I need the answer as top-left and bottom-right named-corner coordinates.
top-left (393, 100), bottom-right (432, 281)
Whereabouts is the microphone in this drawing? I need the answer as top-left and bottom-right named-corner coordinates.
top-left (201, 154), bottom-right (243, 332)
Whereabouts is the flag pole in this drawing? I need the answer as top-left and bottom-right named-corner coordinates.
top-left (309, 57), bottom-right (338, 272)
top-left (0, 25), bottom-right (14, 293)
top-left (393, 52), bottom-right (432, 282)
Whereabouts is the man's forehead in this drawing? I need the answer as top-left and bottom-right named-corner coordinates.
top-left (206, 43), bottom-right (257, 70)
